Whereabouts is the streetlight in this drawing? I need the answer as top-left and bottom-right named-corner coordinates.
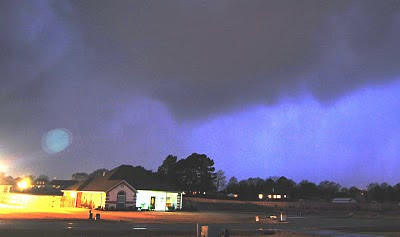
top-left (17, 178), bottom-right (31, 190)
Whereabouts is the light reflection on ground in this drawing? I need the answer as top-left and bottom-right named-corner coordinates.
top-left (0, 204), bottom-right (399, 236)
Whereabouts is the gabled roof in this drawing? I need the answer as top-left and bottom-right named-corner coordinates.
top-left (66, 176), bottom-right (126, 192)
top-left (0, 177), bottom-right (14, 186)
top-left (65, 165), bottom-right (180, 192)
top-left (106, 165), bottom-right (179, 191)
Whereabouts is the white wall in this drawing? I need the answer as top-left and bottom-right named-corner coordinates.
top-left (136, 190), bottom-right (180, 211)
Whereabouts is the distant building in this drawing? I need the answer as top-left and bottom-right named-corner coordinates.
top-left (267, 194), bottom-right (288, 200)
top-left (32, 177), bottom-right (49, 189)
top-left (62, 165), bottom-right (183, 211)
top-left (0, 177), bottom-right (14, 193)
top-left (332, 197), bottom-right (358, 203)
top-left (48, 180), bottom-right (78, 190)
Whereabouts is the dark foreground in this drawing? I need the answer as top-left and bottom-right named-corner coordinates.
top-left (1, 218), bottom-right (400, 237)
top-left (1, 204), bottom-right (400, 237)
top-left (0, 220), bottom-right (285, 237)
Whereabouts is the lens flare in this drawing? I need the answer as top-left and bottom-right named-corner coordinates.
top-left (17, 179), bottom-right (31, 190)
top-left (42, 128), bottom-right (72, 154)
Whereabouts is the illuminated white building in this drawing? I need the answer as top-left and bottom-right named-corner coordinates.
top-left (62, 165), bottom-right (182, 211)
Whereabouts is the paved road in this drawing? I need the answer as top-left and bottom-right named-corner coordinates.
top-left (0, 220), bottom-right (279, 236)
top-left (0, 219), bottom-right (384, 237)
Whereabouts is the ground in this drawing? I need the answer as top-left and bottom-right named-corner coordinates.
top-left (1, 204), bottom-right (400, 236)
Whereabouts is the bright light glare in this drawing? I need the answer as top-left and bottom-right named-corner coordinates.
top-left (0, 164), bottom-right (7, 173)
top-left (17, 179), bottom-right (31, 190)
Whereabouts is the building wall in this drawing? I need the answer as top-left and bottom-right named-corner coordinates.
top-left (106, 183), bottom-right (136, 209)
top-left (0, 185), bottom-right (12, 193)
top-left (136, 190), bottom-right (180, 211)
top-left (63, 191), bottom-right (106, 209)
top-left (60, 195), bottom-right (75, 207)
top-left (0, 192), bottom-right (61, 208)
top-left (78, 192), bottom-right (105, 209)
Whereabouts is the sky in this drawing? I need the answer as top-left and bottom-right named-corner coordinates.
top-left (1, 0), bottom-right (400, 188)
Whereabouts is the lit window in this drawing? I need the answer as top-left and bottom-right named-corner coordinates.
top-left (277, 195), bottom-right (281, 199)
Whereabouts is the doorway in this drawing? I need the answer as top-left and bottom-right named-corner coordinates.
top-left (116, 191), bottom-right (126, 209)
top-left (150, 196), bottom-right (156, 210)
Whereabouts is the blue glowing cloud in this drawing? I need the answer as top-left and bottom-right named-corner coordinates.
top-left (42, 129), bottom-right (72, 154)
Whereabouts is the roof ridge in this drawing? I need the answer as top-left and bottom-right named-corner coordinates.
top-left (64, 165), bottom-right (180, 192)
top-left (77, 176), bottom-right (97, 190)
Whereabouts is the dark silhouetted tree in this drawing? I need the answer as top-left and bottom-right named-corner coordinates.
top-left (175, 153), bottom-right (216, 192)
top-left (366, 183), bottom-right (394, 202)
top-left (238, 180), bottom-right (251, 199)
top-left (89, 168), bottom-right (108, 178)
top-left (157, 155), bottom-right (178, 185)
top-left (71, 172), bottom-right (89, 181)
top-left (157, 155), bottom-right (177, 176)
top-left (244, 178), bottom-right (261, 199)
top-left (297, 180), bottom-right (319, 199)
top-left (226, 177), bottom-right (239, 194)
top-left (318, 180), bottom-right (341, 200)
top-left (393, 183), bottom-right (400, 201)
top-left (214, 170), bottom-right (227, 191)
top-left (276, 176), bottom-right (296, 195)
top-left (133, 165), bottom-right (153, 175)
top-left (349, 186), bottom-right (361, 197)
top-left (264, 178), bottom-right (276, 193)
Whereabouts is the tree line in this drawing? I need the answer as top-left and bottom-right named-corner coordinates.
top-left (68, 153), bottom-right (217, 193)
top-left (4, 152), bottom-right (400, 203)
top-left (223, 177), bottom-right (400, 202)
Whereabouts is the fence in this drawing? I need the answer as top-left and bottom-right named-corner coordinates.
top-left (185, 197), bottom-right (396, 212)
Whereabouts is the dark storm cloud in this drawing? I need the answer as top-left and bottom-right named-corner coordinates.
top-left (2, 0), bottom-right (400, 120)
top-left (0, 0), bottom-right (117, 162)
top-left (1, 0), bottom-right (400, 185)
top-left (72, 0), bottom-right (400, 118)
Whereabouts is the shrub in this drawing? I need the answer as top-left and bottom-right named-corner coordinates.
top-left (128, 206), bottom-right (138, 211)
